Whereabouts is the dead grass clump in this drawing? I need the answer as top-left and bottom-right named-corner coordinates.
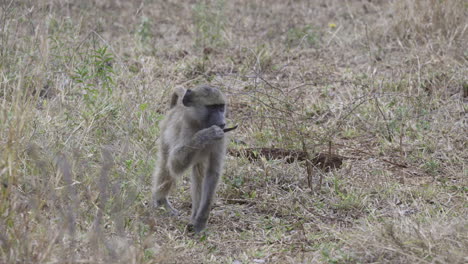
top-left (340, 217), bottom-right (468, 264)
top-left (376, 0), bottom-right (467, 53)
top-left (394, 0), bottom-right (466, 44)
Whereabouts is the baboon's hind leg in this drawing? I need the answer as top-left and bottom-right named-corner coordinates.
top-left (152, 166), bottom-right (179, 216)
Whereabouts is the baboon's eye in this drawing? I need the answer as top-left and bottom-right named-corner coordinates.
top-left (207, 104), bottom-right (225, 112)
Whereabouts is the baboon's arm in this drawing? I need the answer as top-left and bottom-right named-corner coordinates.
top-left (168, 125), bottom-right (224, 175)
top-left (168, 145), bottom-right (197, 175)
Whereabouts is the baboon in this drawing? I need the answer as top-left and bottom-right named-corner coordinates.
top-left (152, 85), bottom-right (234, 233)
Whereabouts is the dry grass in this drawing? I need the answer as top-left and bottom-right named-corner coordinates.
top-left (1, 0), bottom-right (467, 263)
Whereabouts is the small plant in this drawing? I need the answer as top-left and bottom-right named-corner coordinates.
top-left (137, 16), bottom-right (152, 43)
top-left (92, 46), bottom-right (115, 93)
top-left (71, 46), bottom-right (115, 105)
top-left (286, 25), bottom-right (319, 48)
top-left (253, 44), bottom-right (274, 72)
top-left (321, 245), bottom-right (355, 264)
top-left (423, 159), bottom-right (440, 175)
top-left (193, 0), bottom-right (226, 48)
top-left (72, 65), bottom-right (98, 104)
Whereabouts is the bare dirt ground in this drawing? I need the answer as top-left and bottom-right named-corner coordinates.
top-left (1, 0), bottom-right (467, 263)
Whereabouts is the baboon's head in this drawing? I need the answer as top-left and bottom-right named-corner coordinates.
top-left (181, 85), bottom-right (226, 129)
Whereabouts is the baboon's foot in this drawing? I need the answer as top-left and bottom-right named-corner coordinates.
top-left (154, 198), bottom-right (180, 216)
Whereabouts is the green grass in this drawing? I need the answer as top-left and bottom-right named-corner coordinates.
top-left (1, 0), bottom-right (467, 263)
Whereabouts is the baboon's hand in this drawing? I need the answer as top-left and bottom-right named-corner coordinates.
top-left (205, 125), bottom-right (225, 140)
top-left (196, 125), bottom-right (225, 142)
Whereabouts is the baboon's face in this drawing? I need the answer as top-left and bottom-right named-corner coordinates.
top-left (182, 86), bottom-right (226, 129)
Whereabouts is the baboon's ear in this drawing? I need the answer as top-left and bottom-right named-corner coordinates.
top-left (170, 93), bottom-right (179, 108)
top-left (169, 86), bottom-right (187, 108)
top-left (182, 89), bottom-right (193, 107)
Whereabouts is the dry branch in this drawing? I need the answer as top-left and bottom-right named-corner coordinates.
top-left (228, 147), bottom-right (343, 171)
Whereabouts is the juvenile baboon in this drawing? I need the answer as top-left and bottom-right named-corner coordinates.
top-left (152, 85), bottom-right (234, 233)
